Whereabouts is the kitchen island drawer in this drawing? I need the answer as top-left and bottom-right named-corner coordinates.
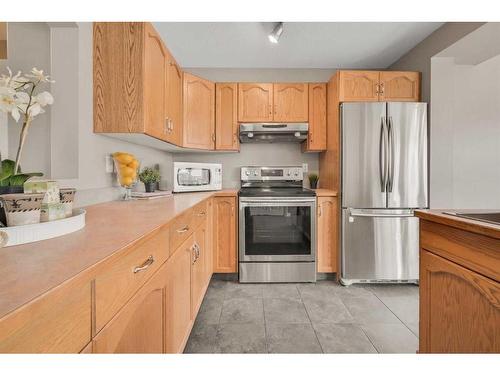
top-left (170, 210), bottom-right (194, 252)
top-left (94, 226), bottom-right (170, 332)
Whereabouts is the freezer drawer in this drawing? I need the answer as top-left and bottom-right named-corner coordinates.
top-left (341, 208), bottom-right (419, 283)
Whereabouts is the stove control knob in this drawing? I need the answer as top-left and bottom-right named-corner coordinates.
top-left (253, 171), bottom-right (258, 176)
top-left (245, 171), bottom-right (250, 176)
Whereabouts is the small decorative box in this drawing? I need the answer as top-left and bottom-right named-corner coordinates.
top-left (24, 180), bottom-right (60, 204)
top-left (40, 202), bottom-right (66, 222)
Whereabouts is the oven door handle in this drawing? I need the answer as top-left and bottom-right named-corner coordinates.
top-left (239, 198), bottom-right (316, 204)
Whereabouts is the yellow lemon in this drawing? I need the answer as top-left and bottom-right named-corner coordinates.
top-left (120, 176), bottom-right (134, 187)
top-left (114, 153), bottom-right (134, 165)
top-left (128, 159), bottom-right (139, 170)
top-left (119, 165), bottom-right (135, 178)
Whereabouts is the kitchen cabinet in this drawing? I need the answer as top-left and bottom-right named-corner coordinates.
top-left (94, 23), bottom-right (171, 141)
top-left (273, 83), bottom-right (308, 122)
top-left (338, 70), bottom-right (420, 102)
top-left (215, 83), bottom-right (239, 150)
top-left (303, 83), bottom-right (327, 151)
top-left (420, 250), bottom-right (500, 353)
top-left (213, 196), bottom-right (238, 273)
top-left (238, 83), bottom-right (274, 122)
top-left (164, 236), bottom-right (194, 353)
top-left (164, 49), bottom-right (183, 144)
top-left (316, 196), bottom-right (338, 273)
top-left (417, 213), bottom-right (500, 353)
top-left (338, 70), bottom-right (380, 102)
top-left (379, 71), bottom-right (420, 102)
top-left (92, 262), bottom-right (166, 353)
top-left (183, 73), bottom-right (216, 150)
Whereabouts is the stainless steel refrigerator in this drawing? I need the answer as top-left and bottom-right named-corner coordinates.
top-left (340, 102), bottom-right (427, 285)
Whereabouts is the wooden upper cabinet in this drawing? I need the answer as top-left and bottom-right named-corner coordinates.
top-left (216, 83), bottom-right (239, 151)
top-left (303, 83), bottom-right (327, 151)
top-left (316, 196), bottom-right (338, 273)
top-left (420, 250), bottom-right (500, 353)
top-left (238, 83), bottom-right (273, 122)
top-left (379, 71), bottom-right (420, 102)
top-left (273, 83), bottom-right (308, 122)
top-left (213, 196), bottom-right (237, 273)
top-left (164, 50), bottom-right (183, 144)
top-left (93, 263), bottom-right (166, 354)
top-left (144, 23), bottom-right (167, 140)
top-left (183, 73), bottom-right (215, 150)
top-left (338, 70), bottom-right (380, 102)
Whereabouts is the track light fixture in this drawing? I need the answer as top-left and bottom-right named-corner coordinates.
top-left (268, 22), bottom-right (284, 44)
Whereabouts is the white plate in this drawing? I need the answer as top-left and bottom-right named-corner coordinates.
top-left (0, 209), bottom-right (86, 247)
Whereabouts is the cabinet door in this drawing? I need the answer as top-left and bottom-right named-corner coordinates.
top-left (183, 73), bottom-right (215, 149)
top-left (144, 23), bottom-right (168, 140)
top-left (216, 83), bottom-right (239, 150)
top-left (303, 83), bottom-right (327, 151)
top-left (165, 237), bottom-right (193, 353)
top-left (205, 198), bottom-right (214, 283)
top-left (273, 83), bottom-right (308, 122)
top-left (192, 222), bottom-right (207, 318)
top-left (165, 50), bottom-right (183, 145)
top-left (338, 70), bottom-right (380, 102)
top-left (420, 250), bottom-right (500, 353)
top-left (379, 71), bottom-right (420, 102)
top-left (93, 264), bottom-right (166, 353)
top-left (213, 197), bottom-right (237, 273)
top-left (238, 83), bottom-right (273, 122)
top-left (317, 196), bottom-right (338, 273)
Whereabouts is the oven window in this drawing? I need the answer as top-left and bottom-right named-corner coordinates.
top-left (244, 205), bottom-right (311, 256)
top-left (177, 168), bottom-right (211, 186)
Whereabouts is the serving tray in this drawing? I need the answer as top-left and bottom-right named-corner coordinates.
top-left (0, 209), bottom-right (86, 247)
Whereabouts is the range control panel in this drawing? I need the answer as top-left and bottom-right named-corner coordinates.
top-left (241, 166), bottom-right (304, 181)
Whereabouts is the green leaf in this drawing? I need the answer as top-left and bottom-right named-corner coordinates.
top-left (8, 172), bottom-right (43, 187)
top-left (0, 159), bottom-right (16, 181)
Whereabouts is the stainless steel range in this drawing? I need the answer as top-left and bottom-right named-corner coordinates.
top-left (238, 166), bottom-right (316, 283)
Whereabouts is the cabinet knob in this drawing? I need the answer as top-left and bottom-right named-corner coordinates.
top-left (133, 255), bottom-right (155, 274)
top-left (164, 118), bottom-right (170, 134)
top-left (379, 83), bottom-right (385, 95)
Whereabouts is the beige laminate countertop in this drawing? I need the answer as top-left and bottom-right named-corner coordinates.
top-left (0, 189), bottom-right (238, 320)
top-left (415, 209), bottom-right (500, 240)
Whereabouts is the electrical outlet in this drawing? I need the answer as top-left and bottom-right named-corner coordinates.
top-left (302, 163), bottom-right (308, 173)
top-left (105, 155), bottom-right (114, 173)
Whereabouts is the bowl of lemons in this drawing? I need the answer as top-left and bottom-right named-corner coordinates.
top-left (112, 152), bottom-right (140, 200)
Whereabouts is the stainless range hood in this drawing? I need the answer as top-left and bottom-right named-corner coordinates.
top-left (239, 123), bottom-right (308, 143)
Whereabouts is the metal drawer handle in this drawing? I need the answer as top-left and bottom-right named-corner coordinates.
top-left (133, 255), bottom-right (154, 273)
top-left (196, 211), bottom-right (206, 217)
top-left (176, 225), bottom-right (189, 233)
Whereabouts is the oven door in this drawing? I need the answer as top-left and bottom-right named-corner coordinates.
top-left (239, 197), bottom-right (316, 262)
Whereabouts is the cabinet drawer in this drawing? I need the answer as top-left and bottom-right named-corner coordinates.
top-left (0, 277), bottom-right (91, 353)
top-left (170, 210), bottom-right (194, 252)
top-left (95, 227), bottom-right (170, 332)
top-left (192, 200), bottom-right (208, 229)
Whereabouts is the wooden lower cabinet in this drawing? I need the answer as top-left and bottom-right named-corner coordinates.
top-left (316, 196), bottom-right (338, 273)
top-left (164, 235), bottom-right (194, 353)
top-left (420, 250), bottom-right (500, 353)
top-left (213, 196), bottom-right (237, 273)
top-left (92, 262), bottom-right (166, 353)
top-left (191, 223), bottom-right (207, 318)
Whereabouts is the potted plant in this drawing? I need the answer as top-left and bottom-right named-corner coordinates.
top-left (0, 67), bottom-right (54, 177)
top-left (308, 173), bottom-right (319, 189)
top-left (138, 167), bottom-right (160, 193)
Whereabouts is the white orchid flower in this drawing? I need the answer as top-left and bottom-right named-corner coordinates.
top-left (25, 68), bottom-right (55, 83)
top-left (0, 86), bottom-right (21, 121)
top-left (35, 91), bottom-right (54, 107)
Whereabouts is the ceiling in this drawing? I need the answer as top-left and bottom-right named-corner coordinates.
top-left (153, 22), bottom-right (443, 69)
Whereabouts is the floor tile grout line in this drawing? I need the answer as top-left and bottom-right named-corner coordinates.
top-left (358, 324), bottom-right (380, 353)
top-left (369, 289), bottom-right (419, 340)
top-left (298, 285), bottom-right (324, 353)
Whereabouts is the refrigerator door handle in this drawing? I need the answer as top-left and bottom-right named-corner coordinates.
top-left (379, 117), bottom-right (388, 193)
top-left (387, 116), bottom-right (395, 192)
top-left (348, 208), bottom-right (414, 218)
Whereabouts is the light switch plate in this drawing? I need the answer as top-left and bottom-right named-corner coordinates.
top-left (302, 163), bottom-right (308, 173)
top-left (105, 155), bottom-right (114, 173)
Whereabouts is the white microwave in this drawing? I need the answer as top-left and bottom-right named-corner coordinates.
top-left (173, 162), bottom-right (222, 192)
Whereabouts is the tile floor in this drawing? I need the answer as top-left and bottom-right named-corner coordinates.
top-left (184, 279), bottom-right (419, 354)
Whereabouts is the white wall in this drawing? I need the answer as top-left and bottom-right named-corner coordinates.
top-left (430, 26), bottom-right (500, 209)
